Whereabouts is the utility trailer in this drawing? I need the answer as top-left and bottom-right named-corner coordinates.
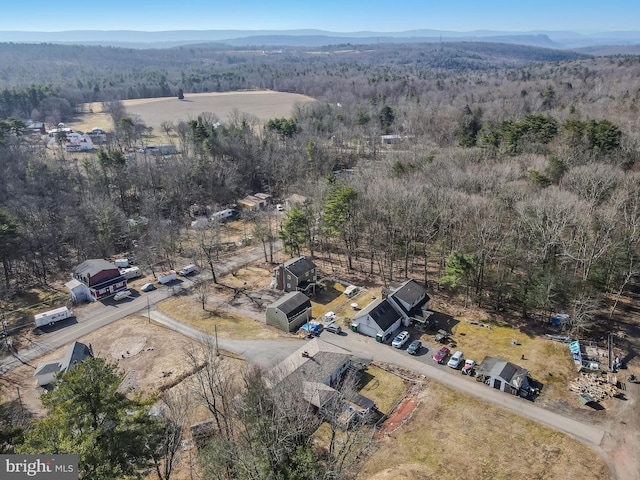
top-left (34, 306), bottom-right (73, 327)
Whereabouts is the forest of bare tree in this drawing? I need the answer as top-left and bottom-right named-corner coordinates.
top-left (1, 41), bottom-right (640, 336)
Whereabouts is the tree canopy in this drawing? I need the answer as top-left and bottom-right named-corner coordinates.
top-left (18, 357), bottom-right (165, 480)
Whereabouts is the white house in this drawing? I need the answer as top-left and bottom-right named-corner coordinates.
top-left (351, 279), bottom-right (430, 342)
top-left (65, 132), bottom-right (94, 152)
top-left (34, 341), bottom-right (93, 387)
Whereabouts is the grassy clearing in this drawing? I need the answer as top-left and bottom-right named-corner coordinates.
top-left (156, 296), bottom-right (287, 340)
top-left (451, 318), bottom-right (576, 401)
top-left (312, 285), bottom-right (371, 325)
top-left (218, 266), bottom-right (273, 290)
top-left (357, 381), bottom-right (609, 480)
top-left (358, 365), bottom-right (407, 414)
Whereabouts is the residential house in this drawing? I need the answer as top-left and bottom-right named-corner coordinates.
top-left (475, 356), bottom-right (530, 396)
top-left (269, 339), bottom-right (374, 426)
top-left (274, 256), bottom-right (317, 294)
top-left (237, 194), bottom-right (267, 211)
top-left (351, 279), bottom-right (431, 342)
top-left (65, 132), bottom-right (94, 152)
top-left (386, 279), bottom-right (432, 325)
top-left (266, 291), bottom-right (313, 333)
top-left (34, 341), bottom-right (93, 387)
top-left (269, 338), bottom-right (353, 409)
top-left (25, 120), bottom-right (46, 135)
top-left (350, 297), bottom-right (403, 343)
top-left (71, 259), bottom-right (127, 302)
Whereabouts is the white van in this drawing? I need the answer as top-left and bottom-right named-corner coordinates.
top-left (179, 264), bottom-right (197, 276)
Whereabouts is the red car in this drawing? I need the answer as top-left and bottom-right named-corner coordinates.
top-left (432, 346), bottom-right (450, 364)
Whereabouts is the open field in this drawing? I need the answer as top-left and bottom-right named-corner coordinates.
top-left (70, 90), bottom-right (316, 139)
top-left (357, 381), bottom-right (609, 480)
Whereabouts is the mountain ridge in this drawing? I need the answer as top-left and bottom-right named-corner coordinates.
top-left (0, 28), bottom-right (639, 50)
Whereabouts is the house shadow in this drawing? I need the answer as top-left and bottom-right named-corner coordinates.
top-left (313, 285), bottom-right (342, 306)
top-left (422, 311), bottom-right (459, 334)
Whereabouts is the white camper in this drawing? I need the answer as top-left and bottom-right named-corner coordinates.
top-left (158, 270), bottom-right (177, 284)
top-left (34, 306), bottom-right (73, 327)
top-left (114, 258), bottom-right (129, 268)
top-left (119, 266), bottom-right (142, 280)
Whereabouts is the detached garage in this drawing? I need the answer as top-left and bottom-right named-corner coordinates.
top-left (266, 292), bottom-right (313, 333)
top-left (351, 298), bottom-right (403, 342)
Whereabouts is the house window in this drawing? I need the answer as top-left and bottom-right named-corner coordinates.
top-left (287, 283), bottom-right (291, 289)
top-left (287, 274), bottom-right (291, 280)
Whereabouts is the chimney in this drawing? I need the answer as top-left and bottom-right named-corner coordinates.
top-left (275, 265), bottom-right (284, 291)
top-left (301, 351), bottom-right (309, 358)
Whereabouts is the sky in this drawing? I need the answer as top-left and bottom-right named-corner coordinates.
top-left (1, 0), bottom-right (638, 33)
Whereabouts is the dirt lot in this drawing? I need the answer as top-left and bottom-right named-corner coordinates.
top-left (0, 316), bottom-right (205, 418)
top-left (71, 90), bottom-right (316, 139)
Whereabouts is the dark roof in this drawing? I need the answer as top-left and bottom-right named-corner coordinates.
top-left (90, 275), bottom-right (127, 290)
top-left (476, 356), bottom-right (529, 386)
top-left (34, 361), bottom-right (61, 376)
top-left (270, 292), bottom-right (311, 320)
top-left (391, 279), bottom-right (430, 308)
top-left (60, 341), bottom-right (93, 372)
top-left (367, 298), bottom-right (403, 332)
top-left (284, 256), bottom-right (316, 278)
top-left (353, 393), bottom-right (376, 410)
top-left (72, 259), bottom-right (117, 277)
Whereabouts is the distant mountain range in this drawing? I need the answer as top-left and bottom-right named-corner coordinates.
top-left (1, 29), bottom-right (640, 51)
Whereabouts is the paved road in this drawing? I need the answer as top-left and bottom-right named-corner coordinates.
top-left (0, 240), bottom-right (607, 451)
top-left (0, 244), bottom-right (275, 375)
top-left (149, 308), bottom-right (606, 447)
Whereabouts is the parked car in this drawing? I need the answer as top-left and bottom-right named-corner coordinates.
top-left (407, 340), bottom-right (422, 355)
top-left (447, 351), bottom-right (464, 369)
top-left (461, 359), bottom-right (476, 375)
top-left (276, 203), bottom-right (285, 211)
top-left (300, 323), bottom-right (323, 335)
top-left (392, 331), bottom-right (410, 348)
top-left (141, 282), bottom-right (155, 292)
top-left (325, 323), bottom-right (342, 334)
top-left (432, 346), bottom-right (450, 364)
top-left (113, 290), bottom-right (132, 301)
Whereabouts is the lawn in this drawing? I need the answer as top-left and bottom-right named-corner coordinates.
top-left (356, 381), bottom-right (609, 480)
top-left (358, 364), bottom-right (407, 414)
top-left (449, 318), bottom-right (576, 402)
top-left (156, 295), bottom-right (287, 340)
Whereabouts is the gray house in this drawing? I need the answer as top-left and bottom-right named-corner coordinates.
top-left (475, 356), bottom-right (530, 396)
top-left (266, 292), bottom-right (313, 332)
top-left (34, 341), bottom-right (93, 387)
top-left (386, 279), bottom-right (431, 322)
top-left (268, 338), bottom-right (353, 409)
top-left (274, 256), bottom-right (317, 294)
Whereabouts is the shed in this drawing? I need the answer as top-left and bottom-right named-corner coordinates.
top-left (475, 356), bottom-right (530, 396)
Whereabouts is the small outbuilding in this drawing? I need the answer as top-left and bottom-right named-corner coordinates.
top-left (475, 356), bottom-right (530, 396)
top-left (266, 292), bottom-right (313, 333)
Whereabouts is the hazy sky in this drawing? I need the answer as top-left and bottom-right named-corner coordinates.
top-left (2, 0), bottom-right (637, 32)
